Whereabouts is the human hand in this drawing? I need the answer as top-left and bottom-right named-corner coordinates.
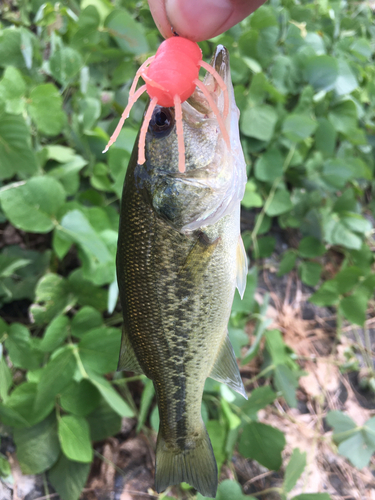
top-left (148, 0), bottom-right (266, 42)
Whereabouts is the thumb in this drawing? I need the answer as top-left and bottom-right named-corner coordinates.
top-left (148, 0), bottom-right (264, 42)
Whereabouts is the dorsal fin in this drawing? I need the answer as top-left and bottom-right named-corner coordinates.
top-left (209, 335), bottom-right (247, 399)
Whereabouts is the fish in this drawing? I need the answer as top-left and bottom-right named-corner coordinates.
top-left (116, 44), bottom-right (248, 498)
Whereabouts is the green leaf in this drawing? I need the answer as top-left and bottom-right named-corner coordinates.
top-left (86, 397), bottom-right (122, 441)
top-left (71, 306), bottom-right (103, 338)
top-left (326, 411), bottom-right (356, 441)
top-left (299, 261), bottom-right (322, 287)
top-left (241, 182), bottom-right (263, 208)
top-left (339, 291), bottom-right (368, 326)
top-left (274, 364), bottom-right (298, 407)
top-left (298, 237), bottom-right (325, 258)
top-left (334, 59), bottom-right (358, 96)
top-left (315, 118), bottom-right (337, 156)
top-left (4, 323), bottom-right (43, 370)
top-left (282, 114), bottom-right (317, 143)
top-left (0, 455), bottom-right (11, 478)
top-left (88, 372), bottom-right (134, 418)
top-left (0, 111), bottom-right (38, 179)
top-left (206, 419), bottom-right (227, 471)
top-left (104, 9), bottom-right (149, 55)
top-left (304, 55), bottom-right (338, 92)
top-left (241, 386), bottom-right (276, 418)
top-left (0, 177), bottom-right (65, 233)
top-left (35, 347), bottom-right (77, 413)
top-left (240, 104), bottom-right (278, 141)
top-left (0, 66), bottom-right (26, 114)
top-left (255, 236), bottom-right (275, 258)
top-left (0, 28), bottom-right (29, 68)
top-left (278, 250), bottom-right (297, 276)
top-left (31, 273), bottom-right (77, 325)
top-left (254, 147), bottom-right (284, 182)
top-left (329, 100), bottom-right (357, 135)
top-left (49, 454), bottom-right (90, 500)
top-left (309, 280), bottom-right (339, 307)
top-left (239, 422), bottom-right (285, 470)
top-left (14, 414), bottom-right (60, 474)
top-left (284, 448), bottom-right (307, 493)
top-left (136, 379), bottom-right (155, 433)
top-left (39, 315), bottom-right (70, 352)
top-left (78, 327), bottom-right (121, 374)
top-left (333, 266), bottom-right (363, 294)
top-left (49, 46), bottom-right (83, 85)
top-left (228, 326), bottom-right (249, 358)
top-left (337, 432), bottom-right (373, 469)
top-left (28, 84), bottom-right (65, 135)
top-left (58, 415), bottom-right (93, 463)
top-left (60, 379), bottom-right (101, 417)
top-left (0, 355), bottom-right (12, 402)
top-left (266, 189), bottom-right (293, 217)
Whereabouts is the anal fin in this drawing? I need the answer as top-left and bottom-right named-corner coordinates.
top-left (209, 335), bottom-right (247, 399)
top-left (117, 326), bottom-right (144, 374)
top-left (236, 235), bottom-right (248, 299)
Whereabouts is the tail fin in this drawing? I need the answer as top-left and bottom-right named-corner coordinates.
top-left (155, 425), bottom-right (218, 498)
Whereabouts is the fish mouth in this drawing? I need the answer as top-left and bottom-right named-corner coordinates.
top-left (187, 45), bottom-right (231, 119)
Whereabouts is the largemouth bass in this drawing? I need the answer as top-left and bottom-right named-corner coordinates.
top-left (116, 45), bottom-right (248, 498)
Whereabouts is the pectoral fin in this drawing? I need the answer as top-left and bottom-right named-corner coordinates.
top-left (179, 232), bottom-right (219, 282)
top-left (209, 335), bottom-right (247, 399)
top-left (117, 327), bottom-right (144, 374)
top-left (236, 235), bottom-right (248, 299)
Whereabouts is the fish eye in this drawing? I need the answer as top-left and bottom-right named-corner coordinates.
top-left (149, 107), bottom-right (175, 138)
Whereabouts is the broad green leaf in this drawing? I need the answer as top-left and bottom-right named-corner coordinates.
top-left (334, 59), bottom-right (358, 96)
top-left (315, 118), bottom-right (337, 156)
top-left (28, 84), bottom-right (65, 135)
top-left (1, 381), bottom-right (53, 427)
top-left (339, 291), bottom-right (368, 326)
top-left (30, 273), bottom-right (76, 324)
top-left (4, 323), bottom-right (43, 370)
top-left (254, 147), bottom-right (284, 182)
top-left (35, 347), bottom-right (77, 413)
top-left (232, 267), bottom-right (257, 314)
top-left (49, 46), bottom-right (83, 85)
top-left (329, 100), bottom-right (357, 135)
top-left (71, 306), bottom-right (103, 339)
top-left (206, 420), bottom-right (227, 471)
top-left (241, 181), bottom-right (263, 208)
top-left (284, 448), bottom-right (307, 493)
top-left (326, 410), bottom-right (356, 441)
top-left (58, 415), bottom-right (93, 463)
top-left (309, 281), bottom-right (339, 307)
top-left (241, 386), bottom-right (276, 418)
top-left (304, 55), bottom-right (338, 92)
top-left (274, 364), bottom-right (298, 407)
top-left (299, 261), bottom-right (322, 287)
top-left (333, 266), bottom-right (363, 294)
top-left (68, 269), bottom-right (107, 311)
top-left (104, 9), bottom-right (149, 55)
top-left (277, 250), bottom-right (297, 276)
top-left (39, 315), bottom-right (70, 352)
top-left (0, 66), bottom-right (26, 114)
top-left (282, 114), bottom-right (317, 142)
top-left (60, 380), bottom-right (101, 417)
top-left (298, 237), bottom-right (325, 258)
top-left (0, 177), bottom-right (65, 233)
top-left (0, 355), bottom-right (12, 402)
top-left (240, 104), bottom-right (278, 141)
top-left (0, 28), bottom-right (28, 68)
top-left (0, 111), bottom-right (38, 179)
top-left (239, 422), bottom-right (285, 470)
top-left (88, 372), bottom-right (134, 418)
top-left (14, 414), bottom-right (60, 474)
top-left (49, 454), bottom-right (90, 500)
top-left (0, 456), bottom-right (11, 478)
top-left (86, 398), bottom-right (122, 441)
top-left (78, 327), bottom-right (121, 374)
top-left (255, 236), bottom-right (275, 258)
top-left (338, 432), bottom-right (373, 469)
top-left (266, 189), bottom-right (293, 217)
top-left (228, 326), bottom-right (249, 358)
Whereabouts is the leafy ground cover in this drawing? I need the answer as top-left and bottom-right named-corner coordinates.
top-left (0, 0), bottom-right (374, 499)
